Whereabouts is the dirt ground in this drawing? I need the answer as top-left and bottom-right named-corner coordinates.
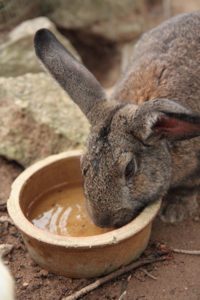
top-left (0, 156), bottom-right (200, 300)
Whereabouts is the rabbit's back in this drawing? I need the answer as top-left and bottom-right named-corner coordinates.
top-left (112, 11), bottom-right (200, 112)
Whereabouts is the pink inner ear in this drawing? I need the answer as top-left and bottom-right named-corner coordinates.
top-left (152, 115), bottom-right (200, 138)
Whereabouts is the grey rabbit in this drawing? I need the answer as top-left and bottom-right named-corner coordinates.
top-left (34, 11), bottom-right (200, 228)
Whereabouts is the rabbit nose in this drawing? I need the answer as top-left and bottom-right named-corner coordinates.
top-left (112, 208), bottom-right (135, 228)
top-left (97, 209), bottom-right (135, 228)
top-left (112, 215), bottom-right (133, 228)
top-left (96, 214), bottom-right (112, 228)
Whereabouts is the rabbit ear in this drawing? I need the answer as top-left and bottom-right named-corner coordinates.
top-left (34, 29), bottom-right (106, 118)
top-left (132, 98), bottom-right (200, 144)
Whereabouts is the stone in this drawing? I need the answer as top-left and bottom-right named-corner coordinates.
top-left (0, 0), bottom-right (41, 31)
top-left (0, 244), bottom-right (13, 258)
top-left (46, 0), bottom-right (146, 42)
top-left (0, 73), bottom-right (90, 167)
top-left (0, 17), bottom-right (80, 77)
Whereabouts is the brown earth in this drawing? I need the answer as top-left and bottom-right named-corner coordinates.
top-left (0, 157), bottom-right (200, 300)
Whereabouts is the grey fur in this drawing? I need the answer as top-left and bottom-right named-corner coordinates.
top-left (34, 29), bottom-right (106, 117)
top-left (34, 11), bottom-right (200, 227)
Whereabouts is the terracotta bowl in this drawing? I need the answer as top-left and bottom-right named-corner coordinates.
top-left (7, 150), bottom-right (161, 278)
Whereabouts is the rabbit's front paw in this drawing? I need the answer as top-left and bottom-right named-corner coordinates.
top-left (160, 194), bottom-right (198, 223)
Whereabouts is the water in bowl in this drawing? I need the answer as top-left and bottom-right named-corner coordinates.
top-left (26, 183), bottom-right (111, 237)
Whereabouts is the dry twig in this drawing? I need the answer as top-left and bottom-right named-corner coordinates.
top-left (62, 256), bottom-right (168, 300)
top-left (157, 244), bottom-right (200, 256)
top-left (141, 268), bottom-right (157, 280)
top-left (172, 248), bottom-right (200, 255)
top-left (118, 290), bottom-right (127, 300)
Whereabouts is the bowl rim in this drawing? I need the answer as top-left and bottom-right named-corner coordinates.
top-left (7, 150), bottom-right (161, 249)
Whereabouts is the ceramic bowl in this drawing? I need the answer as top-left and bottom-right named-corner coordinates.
top-left (7, 150), bottom-right (161, 278)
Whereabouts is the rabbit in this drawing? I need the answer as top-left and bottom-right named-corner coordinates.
top-left (34, 11), bottom-right (200, 228)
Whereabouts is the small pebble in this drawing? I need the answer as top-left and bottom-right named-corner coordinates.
top-left (38, 269), bottom-right (49, 277)
top-left (194, 215), bottom-right (199, 222)
top-left (23, 282), bottom-right (29, 287)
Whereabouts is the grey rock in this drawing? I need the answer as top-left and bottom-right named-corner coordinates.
top-left (0, 73), bottom-right (90, 167)
top-left (0, 17), bottom-right (80, 77)
top-left (0, 0), bottom-right (41, 31)
top-left (46, 0), bottom-right (146, 42)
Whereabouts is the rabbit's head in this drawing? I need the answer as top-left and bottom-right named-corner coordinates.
top-left (34, 29), bottom-right (200, 227)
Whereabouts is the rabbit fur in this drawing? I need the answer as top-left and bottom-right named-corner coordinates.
top-left (34, 11), bottom-right (200, 227)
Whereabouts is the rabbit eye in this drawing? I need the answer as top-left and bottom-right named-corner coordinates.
top-left (124, 159), bottom-right (135, 179)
